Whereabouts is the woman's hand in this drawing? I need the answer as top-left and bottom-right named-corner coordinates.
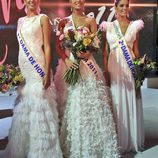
top-left (43, 73), bottom-right (51, 89)
top-left (65, 58), bottom-right (79, 70)
top-left (76, 51), bottom-right (91, 59)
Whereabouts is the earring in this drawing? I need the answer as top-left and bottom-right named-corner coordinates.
top-left (114, 8), bottom-right (117, 18)
top-left (127, 13), bottom-right (129, 18)
top-left (37, 6), bottom-right (41, 14)
top-left (115, 12), bottom-right (118, 18)
top-left (24, 6), bottom-right (28, 14)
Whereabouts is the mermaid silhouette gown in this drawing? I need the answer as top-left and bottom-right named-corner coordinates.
top-left (2, 14), bottom-right (63, 158)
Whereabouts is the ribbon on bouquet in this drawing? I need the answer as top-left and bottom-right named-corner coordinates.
top-left (17, 30), bottom-right (45, 79)
top-left (113, 21), bottom-right (137, 80)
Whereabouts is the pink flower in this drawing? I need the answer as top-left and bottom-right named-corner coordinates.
top-left (99, 21), bottom-right (106, 32)
top-left (59, 34), bottom-right (65, 41)
top-left (78, 30), bottom-right (84, 36)
top-left (77, 26), bottom-right (90, 36)
top-left (1, 84), bottom-right (10, 92)
top-left (5, 64), bottom-right (12, 70)
top-left (83, 29), bottom-right (88, 35)
top-left (83, 27), bottom-right (90, 33)
top-left (56, 30), bottom-right (61, 36)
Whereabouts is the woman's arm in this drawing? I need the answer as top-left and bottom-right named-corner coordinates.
top-left (133, 33), bottom-right (140, 59)
top-left (89, 17), bottom-right (97, 33)
top-left (41, 15), bottom-right (51, 89)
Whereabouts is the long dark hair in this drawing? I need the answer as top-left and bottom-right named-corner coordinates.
top-left (114, 0), bottom-right (129, 7)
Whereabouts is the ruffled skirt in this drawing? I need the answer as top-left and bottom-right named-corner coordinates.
top-left (2, 81), bottom-right (63, 158)
top-left (60, 77), bottom-right (120, 158)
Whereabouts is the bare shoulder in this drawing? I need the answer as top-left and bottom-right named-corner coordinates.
top-left (85, 16), bottom-right (97, 32)
top-left (17, 17), bottom-right (26, 27)
top-left (85, 16), bottom-right (96, 25)
top-left (40, 14), bottom-right (50, 25)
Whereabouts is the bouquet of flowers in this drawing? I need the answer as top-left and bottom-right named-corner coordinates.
top-left (57, 26), bottom-right (102, 85)
top-left (0, 64), bottom-right (24, 93)
top-left (133, 54), bottom-right (157, 90)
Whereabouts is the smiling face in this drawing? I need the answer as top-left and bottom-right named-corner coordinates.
top-left (115, 0), bottom-right (129, 18)
top-left (24, 0), bottom-right (40, 12)
top-left (70, 0), bottom-right (85, 11)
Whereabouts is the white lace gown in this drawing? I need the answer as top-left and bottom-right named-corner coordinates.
top-left (54, 16), bottom-right (120, 158)
top-left (2, 14), bottom-right (63, 158)
top-left (103, 20), bottom-right (145, 153)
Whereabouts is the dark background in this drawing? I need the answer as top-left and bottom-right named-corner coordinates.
top-left (0, 0), bottom-right (157, 75)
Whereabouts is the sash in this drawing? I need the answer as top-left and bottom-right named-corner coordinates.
top-left (17, 30), bottom-right (45, 79)
top-left (113, 21), bottom-right (137, 80)
top-left (67, 15), bottom-right (98, 78)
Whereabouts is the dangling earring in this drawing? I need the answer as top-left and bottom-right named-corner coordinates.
top-left (114, 8), bottom-right (117, 18)
top-left (127, 13), bottom-right (129, 18)
top-left (24, 6), bottom-right (28, 14)
top-left (36, 6), bottom-right (41, 14)
top-left (115, 12), bottom-right (118, 18)
top-left (82, 7), bottom-right (85, 15)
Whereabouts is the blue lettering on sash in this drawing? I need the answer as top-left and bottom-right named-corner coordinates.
top-left (127, 60), bottom-right (134, 68)
top-left (19, 39), bottom-right (30, 57)
top-left (34, 64), bottom-right (45, 78)
top-left (119, 40), bottom-right (124, 45)
top-left (29, 56), bottom-right (36, 65)
top-left (123, 50), bottom-right (130, 61)
top-left (18, 33), bottom-right (45, 79)
top-left (114, 22), bottom-right (137, 80)
top-left (40, 71), bottom-right (45, 78)
top-left (118, 39), bottom-right (136, 80)
top-left (20, 39), bottom-right (23, 44)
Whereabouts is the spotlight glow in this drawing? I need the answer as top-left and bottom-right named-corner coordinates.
top-left (41, 2), bottom-right (157, 8)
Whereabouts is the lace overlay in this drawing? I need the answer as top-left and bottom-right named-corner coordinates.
top-left (55, 16), bottom-right (120, 158)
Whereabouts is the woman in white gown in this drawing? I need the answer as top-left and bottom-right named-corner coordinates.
top-left (101, 0), bottom-right (145, 153)
top-left (2, 0), bottom-right (63, 158)
top-left (55, 0), bottom-right (120, 157)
